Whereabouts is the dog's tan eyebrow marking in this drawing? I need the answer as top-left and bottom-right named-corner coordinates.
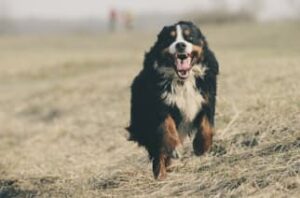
top-left (183, 29), bottom-right (191, 36)
top-left (170, 30), bottom-right (176, 37)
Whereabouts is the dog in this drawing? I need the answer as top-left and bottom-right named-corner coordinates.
top-left (127, 21), bottom-right (219, 179)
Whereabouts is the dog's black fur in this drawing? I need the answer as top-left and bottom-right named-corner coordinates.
top-left (127, 21), bottom-right (219, 179)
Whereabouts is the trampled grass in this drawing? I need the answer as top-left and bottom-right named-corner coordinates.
top-left (0, 22), bottom-right (299, 197)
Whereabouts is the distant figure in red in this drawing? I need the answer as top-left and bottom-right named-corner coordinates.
top-left (109, 8), bottom-right (117, 32)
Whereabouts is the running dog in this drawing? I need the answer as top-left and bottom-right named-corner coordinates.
top-left (127, 21), bottom-right (219, 179)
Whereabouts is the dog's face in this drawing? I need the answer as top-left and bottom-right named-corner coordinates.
top-left (153, 21), bottom-right (206, 80)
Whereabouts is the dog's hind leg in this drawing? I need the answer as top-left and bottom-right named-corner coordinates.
top-left (193, 115), bottom-right (213, 156)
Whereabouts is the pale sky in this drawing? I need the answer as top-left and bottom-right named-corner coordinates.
top-left (1, 0), bottom-right (299, 21)
top-left (3, 0), bottom-right (216, 19)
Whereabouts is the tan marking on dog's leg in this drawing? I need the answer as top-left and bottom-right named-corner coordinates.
top-left (165, 156), bottom-right (171, 168)
top-left (193, 116), bottom-right (214, 156)
top-left (152, 154), bottom-right (167, 180)
top-left (153, 115), bottom-right (182, 179)
top-left (201, 116), bottom-right (213, 151)
top-left (163, 115), bottom-right (181, 157)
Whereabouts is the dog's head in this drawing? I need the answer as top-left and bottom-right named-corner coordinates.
top-left (145, 21), bottom-right (208, 80)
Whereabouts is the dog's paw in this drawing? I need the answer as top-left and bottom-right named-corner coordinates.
top-left (193, 142), bottom-right (211, 156)
top-left (152, 157), bottom-right (167, 180)
top-left (193, 136), bottom-right (207, 156)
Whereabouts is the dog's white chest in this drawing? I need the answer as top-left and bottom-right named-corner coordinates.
top-left (162, 78), bottom-right (204, 122)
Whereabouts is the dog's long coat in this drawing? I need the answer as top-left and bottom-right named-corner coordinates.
top-left (127, 21), bottom-right (219, 179)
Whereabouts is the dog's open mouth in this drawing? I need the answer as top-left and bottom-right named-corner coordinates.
top-left (175, 53), bottom-right (192, 79)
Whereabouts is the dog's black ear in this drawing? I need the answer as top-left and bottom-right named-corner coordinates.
top-left (191, 24), bottom-right (216, 73)
top-left (157, 26), bottom-right (170, 41)
top-left (143, 26), bottom-right (170, 69)
top-left (180, 21), bottom-right (207, 48)
top-left (203, 48), bottom-right (219, 75)
top-left (154, 25), bottom-right (172, 50)
top-left (143, 44), bottom-right (157, 69)
top-left (192, 24), bottom-right (207, 47)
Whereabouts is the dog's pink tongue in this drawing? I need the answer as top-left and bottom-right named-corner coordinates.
top-left (176, 57), bottom-right (191, 71)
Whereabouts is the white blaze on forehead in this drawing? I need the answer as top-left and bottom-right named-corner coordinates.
top-left (175, 25), bottom-right (185, 42)
top-left (169, 25), bottom-right (193, 54)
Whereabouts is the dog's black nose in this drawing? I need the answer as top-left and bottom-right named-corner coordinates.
top-left (175, 42), bottom-right (186, 52)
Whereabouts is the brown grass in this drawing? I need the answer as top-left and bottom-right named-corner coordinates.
top-left (0, 22), bottom-right (299, 197)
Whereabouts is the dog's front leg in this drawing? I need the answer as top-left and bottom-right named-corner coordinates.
top-left (152, 153), bottom-right (167, 180)
top-left (193, 115), bottom-right (214, 156)
top-left (152, 115), bottom-right (181, 179)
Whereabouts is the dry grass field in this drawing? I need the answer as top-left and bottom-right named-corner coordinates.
top-left (0, 22), bottom-right (299, 198)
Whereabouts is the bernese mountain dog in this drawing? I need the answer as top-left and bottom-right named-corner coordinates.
top-left (127, 21), bottom-right (219, 179)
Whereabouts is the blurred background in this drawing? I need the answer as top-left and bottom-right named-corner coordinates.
top-left (0, 1), bottom-right (299, 197)
top-left (0, 0), bottom-right (300, 33)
